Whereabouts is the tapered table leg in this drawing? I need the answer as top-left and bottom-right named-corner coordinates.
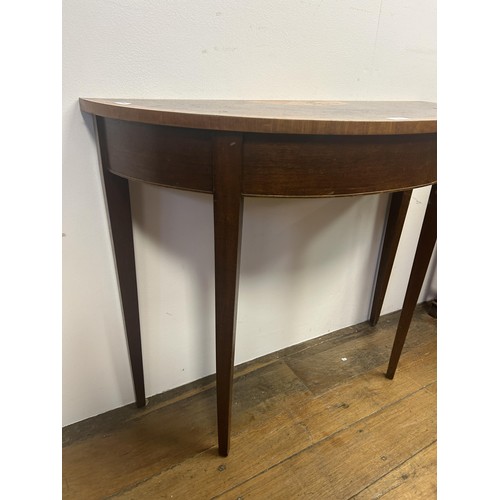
top-left (95, 117), bottom-right (146, 407)
top-left (386, 184), bottom-right (437, 379)
top-left (213, 133), bottom-right (244, 457)
top-left (370, 190), bottom-right (413, 326)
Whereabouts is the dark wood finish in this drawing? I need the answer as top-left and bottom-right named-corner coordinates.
top-left (243, 134), bottom-right (435, 197)
top-left (100, 118), bottom-right (213, 192)
top-left (213, 133), bottom-right (244, 456)
top-left (386, 184), bottom-right (437, 379)
top-left (80, 99), bottom-right (437, 456)
top-left (95, 117), bottom-right (436, 199)
top-left (370, 190), bottom-right (413, 326)
top-left (95, 117), bottom-right (146, 407)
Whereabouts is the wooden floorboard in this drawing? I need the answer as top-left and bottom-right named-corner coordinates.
top-left (62, 304), bottom-right (437, 499)
top-left (352, 441), bottom-right (437, 500)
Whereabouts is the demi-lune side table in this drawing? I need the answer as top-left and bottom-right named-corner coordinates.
top-left (79, 99), bottom-right (437, 456)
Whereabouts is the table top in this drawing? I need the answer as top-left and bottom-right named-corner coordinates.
top-left (80, 99), bottom-right (436, 136)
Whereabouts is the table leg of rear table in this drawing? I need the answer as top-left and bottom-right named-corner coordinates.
top-left (370, 190), bottom-right (413, 326)
top-left (386, 184), bottom-right (437, 379)
top-left (213, 133), bottom-right (244, 457)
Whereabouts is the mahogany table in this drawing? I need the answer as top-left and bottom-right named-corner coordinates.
top-left (79, 99), bottom-right (437, 456)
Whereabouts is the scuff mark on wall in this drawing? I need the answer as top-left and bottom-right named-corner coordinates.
top-left (371, 0), bottom-right (384, 64)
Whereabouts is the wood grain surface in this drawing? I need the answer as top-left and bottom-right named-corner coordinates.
top-left (80, 99), bottom-right (436, 135)
top-left (93, 117), bottom-right (436, 197)
top-left (242, 133), bottom-right (436, 196)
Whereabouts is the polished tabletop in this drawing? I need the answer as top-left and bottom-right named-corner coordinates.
top-left (80, 98), bottom-right (436, 135)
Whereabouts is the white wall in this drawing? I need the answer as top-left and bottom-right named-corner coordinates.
top-left (62, 0), bottom-right (436, 426)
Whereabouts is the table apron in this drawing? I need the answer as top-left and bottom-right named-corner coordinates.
top-left (99, 117), bottom-right (436, 197)
top-left (242, 133), bottom-right (436, 196)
